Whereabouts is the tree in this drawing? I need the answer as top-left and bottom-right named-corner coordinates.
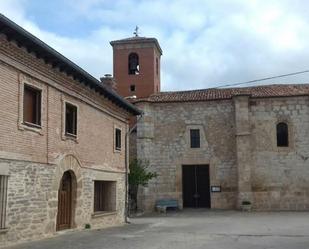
top-left (128, 159), bottom-right (157, 212)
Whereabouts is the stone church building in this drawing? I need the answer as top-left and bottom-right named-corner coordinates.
top-left (1, 12), bottom-right (309, 247)
top-left (0, 15), bottom-right (140, 247)
top-left (110, 32), bottom-right (309, 212)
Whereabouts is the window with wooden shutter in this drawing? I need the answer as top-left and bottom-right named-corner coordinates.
top-left (23, 84), bottom-right (41, 127)
top-left (190, 129), bottom-right (200, 148)
top-left (94, 181), bottom-right (116, 213)
top-left (65, 103), bottom-right (77, 137)
top-left (0, 175), bottom-right (8, 230)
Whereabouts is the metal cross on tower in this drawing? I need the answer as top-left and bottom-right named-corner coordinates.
top-left (133, 26), bottom-right (139, 37)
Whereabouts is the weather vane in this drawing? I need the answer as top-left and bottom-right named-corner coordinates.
top-left (133, 26), bottom-right (139, 37)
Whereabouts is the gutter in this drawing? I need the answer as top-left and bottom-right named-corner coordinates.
top-left (124, 112), bottom-right (144, 223)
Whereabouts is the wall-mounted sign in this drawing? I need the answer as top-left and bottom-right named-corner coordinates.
top-left (211, 186), bottom-right (221, 192)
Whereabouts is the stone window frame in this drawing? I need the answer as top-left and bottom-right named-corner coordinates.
top-left (185, 124), bottom-right (208, 150)
top-left (91, 178), bottom-right (118, 218)
top-left (18, 74), bottom-right (44, 135)
top-left (190, 129), bottom-right (201, 148)
top-left (275, 118), bottom-right (293, 152)
top-left (61, 95), bottom-right (79, 143)
top-left (113, 124), bottom-right (123, 153)
top-left (0, 174), bottom-right (9, 232)
top-left (93, 180), bottom-right (117, 213)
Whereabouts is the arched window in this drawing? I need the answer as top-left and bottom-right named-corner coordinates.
top-left (276, 122), bottom-right (288, 147)
top-left (128, 53), bottom-right (139, 75)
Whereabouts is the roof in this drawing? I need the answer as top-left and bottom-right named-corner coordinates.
top-left (110, 36), bottom-right (162, 55)
top-left (0, 14), bottom-right (141, 115)
top-left (135, 84), bottom-right (309, 103)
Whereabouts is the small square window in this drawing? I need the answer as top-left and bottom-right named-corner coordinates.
top-left (130, 84), bottom-right (136, 92)
top-left (190, 129), bottom-right (200, 148)
top-left (65, 103), bottom-right (77, 137)
top-left (94, 181), bottom-right (116, 212)
top-left (115, 128), bottom-right (121, 151)
top-left (23, 84), bottom-right (41, 127)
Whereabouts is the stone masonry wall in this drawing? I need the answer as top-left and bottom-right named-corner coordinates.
top-left (136, 101), bottom-right (238, 211)
top-left (0, 156), bottom-right (125, 248)
top-left (250, 96), bottom-right (309, 210)
top-left (135, 95), bottom-right (309, 212)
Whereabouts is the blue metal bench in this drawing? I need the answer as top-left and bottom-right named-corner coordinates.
top-left (155, 199), bottom-right (178, 213)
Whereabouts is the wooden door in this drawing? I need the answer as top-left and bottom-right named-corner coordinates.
top-left (57, 171), bottom-right (72, 231)
top-left (182, 165), bottom-right (210, 208)
top-left (196, 166), bottom-right (210, 207)
top-left (182, 166), bottom-right (196, 208)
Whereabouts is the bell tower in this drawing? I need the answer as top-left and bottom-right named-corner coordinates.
top-left (110, 32), bottom-right (162, 98)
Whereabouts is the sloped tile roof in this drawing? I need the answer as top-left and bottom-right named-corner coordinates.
top-left (135, 84), bottom-right (309, 103)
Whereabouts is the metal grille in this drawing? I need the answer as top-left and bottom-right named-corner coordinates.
top-left (0, 175), bottom-right (8, 229)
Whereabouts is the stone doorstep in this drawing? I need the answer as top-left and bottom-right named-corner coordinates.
top-left (91, 211), bottom-right (118, 218)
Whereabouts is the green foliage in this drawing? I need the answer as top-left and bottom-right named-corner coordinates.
top-left (85, 223), bottom-right (91, 229)
top-left (129, 159), bottom-right (157, 187)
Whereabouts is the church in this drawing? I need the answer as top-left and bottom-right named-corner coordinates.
top-left (111, 33), bottom-right (309, 212)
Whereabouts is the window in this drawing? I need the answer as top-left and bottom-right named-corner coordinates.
top-left (277, 122), bottom-right (288, 147)
top-left (65, 103), bottom-right (77, 137)
top-left (0, 176), bottom-right (8, 230)
top-left (130, 84), bottom-right (136, 92)
top-left (156, 58), bottom-right (158, 75)
top-left (190, 129), bottom-right (200, 148)
top-left (23, 84), bottom-right (41, 127)
top-left (128, 53), bottom-right (139, 75)
top-left (94, 181), bottom-right (116, 212)
top-left (115, 128), bottom-right (121, 151)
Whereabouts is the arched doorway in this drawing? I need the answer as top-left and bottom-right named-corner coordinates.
top-left (57, 171), bottom-right (75, 231)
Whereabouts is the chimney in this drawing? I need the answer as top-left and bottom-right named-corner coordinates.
top-left (100, 74), bottom-right (117, 91)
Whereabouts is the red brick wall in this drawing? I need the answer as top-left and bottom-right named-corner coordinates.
top-left (113, 44), bottom-right (161, 98)
top-left (0, 36), bottom-right (130, 171)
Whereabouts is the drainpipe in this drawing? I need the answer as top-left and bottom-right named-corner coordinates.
top-left (125, 112), bottom-right (144, 224)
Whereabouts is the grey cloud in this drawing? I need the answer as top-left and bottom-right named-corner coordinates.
top-left (2, 0), bottom-right (309, 90)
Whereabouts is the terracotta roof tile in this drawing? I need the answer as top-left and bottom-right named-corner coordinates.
top-left (135, 84), bottom-right (309, 103)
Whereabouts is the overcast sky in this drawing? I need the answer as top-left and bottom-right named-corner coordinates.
top-left (1, 0), bottom-right (309, 90)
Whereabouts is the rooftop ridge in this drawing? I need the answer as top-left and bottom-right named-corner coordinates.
top-left (135, 83), bottom-right (309, 103)
top-left (155, 83), bottom-right (309, 94)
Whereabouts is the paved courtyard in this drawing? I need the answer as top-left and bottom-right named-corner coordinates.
top-left (6, 210), bottom-right (309, 249)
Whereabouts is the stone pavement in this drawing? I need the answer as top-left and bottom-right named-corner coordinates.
top-left (5, 210), bottom-right (309, 249)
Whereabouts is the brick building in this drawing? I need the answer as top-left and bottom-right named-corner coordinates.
top-left (0, 15), bottom-right (140, 247)
top-left (111, 35), bottom-right (309, 212)
top-left (110, 36), bottom-right (162, 98)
